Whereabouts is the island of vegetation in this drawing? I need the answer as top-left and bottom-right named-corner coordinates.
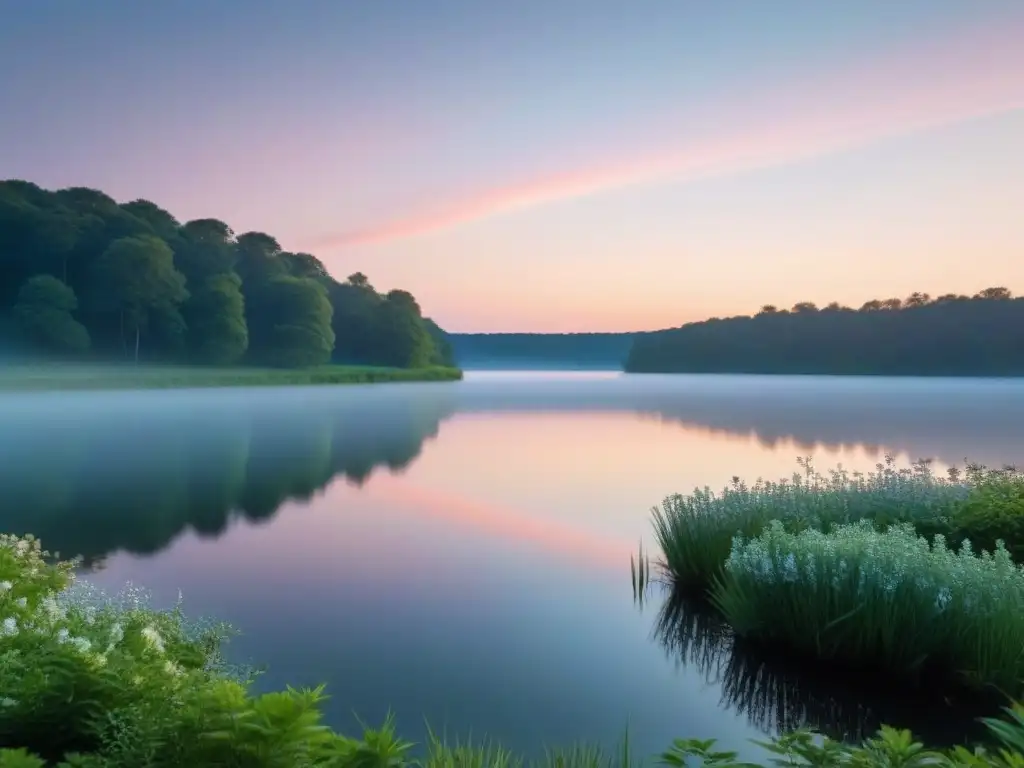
top-left (625, 289), bottom-right (1024, 376)
top-left (2, 530), bottom-right (1024, 766)
top-left (635, 457), bottom-right (1024, 711)
top-left (0, 180), bottom-right (461, 389)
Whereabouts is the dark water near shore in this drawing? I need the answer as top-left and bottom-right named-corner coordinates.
top-left (2, 372), bottom-right (1023, 759)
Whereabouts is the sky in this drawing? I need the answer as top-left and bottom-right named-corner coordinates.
top-left (1, 0), bottom-right (1023, 332)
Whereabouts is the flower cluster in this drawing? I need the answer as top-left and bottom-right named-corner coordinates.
top-left (652, 456), bottom-right (1020, 590)
top-left (714, 520), bottom-right (1024, 688)
top-left (0, 533), bottom-right (239, 729)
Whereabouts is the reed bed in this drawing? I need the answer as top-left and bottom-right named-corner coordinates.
top-left (711, 520), bottom-right (1024, 691)
top-left (652, 456), bottom-right (983, 591)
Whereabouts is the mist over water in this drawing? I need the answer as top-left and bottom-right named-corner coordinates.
top-left (2, 372), bottom-right (1022, 758)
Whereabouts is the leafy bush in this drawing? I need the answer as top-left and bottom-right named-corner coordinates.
top-left (652, 456), bottom-right (969, 591)
top-left (5, 531), bottom-right (1024, 766)
top-left (711, 520), bottom-right (1024, 690)
top-left (951, 468), bottom-right (1024, 563)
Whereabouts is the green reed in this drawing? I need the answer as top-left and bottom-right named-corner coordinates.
top-left (652, 456), bottom-right (973, 592)
top-left (711, 520), bottom-right (1024, 691)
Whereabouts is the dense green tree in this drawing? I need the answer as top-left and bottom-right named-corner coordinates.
top-left (185, 272), bottom-right (249, 364)
top-left (282, 251), bottom-right (329, 280)
top-left (0, 179), bottom-right (454, 370)
top-left (89, 235), bottom-right (189, 362)
top-left (328, 273), bottom-right (384, 365)
top-left (175, 219), bottom-right (237, 281)
top-left (236, 231), bottom-right (287, 286)
top-left (247, 275), bottom-right (335, 368)
top-left (625, 288), bottom-right (1024, 376)
top-left (371, 289), bottom-right (434, 368)
top-left (423, 318), bottom-right (456, 367)
top-left (12, 274), bottom-right (90, 354)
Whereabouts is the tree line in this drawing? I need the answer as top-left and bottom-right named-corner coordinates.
top-left (0, 179), bottom-right (455, 368)
top-left (447, 332), bottom-right (638, 369)
top-left (625, 288), bottom-right (1024, 376)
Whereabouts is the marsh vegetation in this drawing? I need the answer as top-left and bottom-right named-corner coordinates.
top-left (640, 457), bottom-right (1024, 704)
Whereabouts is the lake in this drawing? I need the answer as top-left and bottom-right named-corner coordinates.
top-left (2, 371), bottom-right (1023, 760)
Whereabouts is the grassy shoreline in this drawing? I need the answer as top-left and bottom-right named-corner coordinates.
top-left (0, 363), bottom-right (463, 392)
top-left (2, 531), bottom-right (1024, 766)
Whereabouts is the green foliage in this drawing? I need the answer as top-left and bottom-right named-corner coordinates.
top-left (651, 457), bottom-right (969, 592)
top-left (3, 532), bottom-right (1024, 766)
top-left (0, 179), bottom-right (460, 374)
top-left (88, 235), bottom-right (189, 361)
top-left (371, 290), bottom-right (434, 369)
top-left (12, 275), bottom-right (90, 354)
top-left (625, 287), bottom-right (1024, 376)
top-left (950, 469), bottom-right (1024, 563)
top-left (247, 276), bottom-right (335, 368)
top-left (185, 272), bottom-right (249, 364)
top-left (711, 520), bottom-right (1024, 690)
top-left (0, 364), bottom-right (462, 392)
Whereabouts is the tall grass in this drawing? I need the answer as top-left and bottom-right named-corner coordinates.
top-left (711, 520), bottom-right (1024, 691)
top-left (6, 531), bottom-right (1024, 765)
top-left (652, 456), bottom-right (973, 591)
top-left (0, 363), bottom-right (464, 392)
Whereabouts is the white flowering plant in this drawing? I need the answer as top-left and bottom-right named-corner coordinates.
top-left (4, 531), bottom-right (1024, 767)
top-left (711, 520), bottom-right (1024, 690)
top-left (0, 533), bottom-right (242, 760)
top-left (650, 456), bottom-right (1023, 592)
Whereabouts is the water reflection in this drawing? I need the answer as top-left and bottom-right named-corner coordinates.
top-left (455, 374), bottom-right (1024, 468)
top-left (0, 385), bottom-right (457, 563)
top-left (647, 591), bottom-right (999, 747)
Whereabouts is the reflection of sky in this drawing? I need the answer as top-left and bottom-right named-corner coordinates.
top-left (11, 374), bottom-right (1024, 757)
top-left (90, 482), bottom-right (768, 760)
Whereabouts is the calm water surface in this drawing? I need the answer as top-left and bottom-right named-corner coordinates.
top-left (2, 372), bottom-right (1024, 759)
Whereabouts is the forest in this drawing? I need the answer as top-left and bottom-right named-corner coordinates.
top-left (447, 332), bottom-right (641, 369)
top-left (625, 289), bottom-right (1024, 376)
top-left (0, 179), bottom-right (455, 369)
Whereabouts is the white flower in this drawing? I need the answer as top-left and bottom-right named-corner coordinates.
top-left (0, 697), bottom-right (16, 707)
top-left (140, 626), bottom-right (165, 653)
top-left (56, 628), bottom-right (70, 643)
top-left (14, 597), bottom-right (26, 608)
top-left (0, 581), bottom-right (12, 593)
top-left (1, 617), bottom-right (17, 637)
top-left (69, 636), bottom-right (92, 654)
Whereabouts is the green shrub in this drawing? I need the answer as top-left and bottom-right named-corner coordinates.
top-left (652, 457), bottom-right (968, 591)
top-left (5, 531), bottom-right (1024, 766)
top-left (711, 520), bottom-right (1024, 690)
top-left (951, 468), bottom-right (1024, 563)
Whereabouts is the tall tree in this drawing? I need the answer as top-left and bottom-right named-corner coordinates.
top-left (12, 274), bottom-right (90, 354)
top-left (89, 235), bottom-right (188, 362)
top-left (371, 289), bottom-right (435, 368)
top-left (185, 272), bottom-right (249, 365)
top-left (175, 219), bottom-right (237, 281)
top-left (248, 276), bottom-right (335, 368)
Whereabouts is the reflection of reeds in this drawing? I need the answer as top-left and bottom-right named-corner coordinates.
top-left (644, 589), bottom-right (998, 747)
top-left (629, 543), bottom-right (650, 608)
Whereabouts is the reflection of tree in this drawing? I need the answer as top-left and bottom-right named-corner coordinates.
top-left (649, 591), bottom-right (998, 748)
top-left (0, 389), bottom-right (455, 562)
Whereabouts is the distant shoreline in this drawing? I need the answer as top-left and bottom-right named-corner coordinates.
top-left (0, 364), bottom-right (463, 392)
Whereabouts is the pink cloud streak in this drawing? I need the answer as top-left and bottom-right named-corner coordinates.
top-left (315, 13), bottom-right (1024, 250)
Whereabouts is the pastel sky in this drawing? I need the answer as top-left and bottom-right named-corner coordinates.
top-left (2, 0), bottom-right (1023, 332)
